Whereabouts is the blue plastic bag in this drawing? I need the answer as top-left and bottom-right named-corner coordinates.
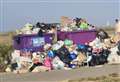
top-left (47, 50), bottom-right (55, 58)
top-left (69, 52), bottom-right (77, 60)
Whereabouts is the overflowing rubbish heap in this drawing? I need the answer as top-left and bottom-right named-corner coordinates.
top-left (5, 18), bottom-right (120, 73)
top-left (60, 16), bottom-right (95, 31)
top-left (16, 17), bottom-right (95, 35)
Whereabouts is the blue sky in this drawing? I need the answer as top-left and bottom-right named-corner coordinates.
top-left (0, 0), bottom-right (120, 32)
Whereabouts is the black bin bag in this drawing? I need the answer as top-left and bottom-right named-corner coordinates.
top-left (15, 36), bottom-right (21, 44)
top-left (117, 41), bottom-right (120, 55)
top-left (11, 63), bottom-right (18, 70)
top-left (56, 46), bottom-right (71, 64)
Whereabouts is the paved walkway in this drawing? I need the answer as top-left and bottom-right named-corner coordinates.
top-left (0, 64), bottom-right (120, 82)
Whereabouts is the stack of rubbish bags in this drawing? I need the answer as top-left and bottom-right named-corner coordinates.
top-left (15, 17), bottom-right (95, 35)
top-left (6, 29), bottom-right (120, 73)
top-left (6, 18), bottom-right (120, 73)
top-left (60, 17), bottom-right (95, 32)
top-left (15, 23), bottom-right (58, 35)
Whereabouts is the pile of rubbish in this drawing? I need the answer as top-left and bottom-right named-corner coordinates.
top-left (5, 18), bottom-right (120, 73)
top-left (16, 23), bottom-right (59, 35)
top-left (5, 29), bottom-right (120, 73)
top-left (16, 17), bottom-right (95, 35)
top-left (60, 16), bottom-right (95, 31)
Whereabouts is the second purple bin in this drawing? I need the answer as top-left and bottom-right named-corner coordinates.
top-left (58, 30), bottom-right (96, 44)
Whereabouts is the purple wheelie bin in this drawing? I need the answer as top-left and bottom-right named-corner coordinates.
top-left (13, 33), bottom-right (53, 52)
top-left (58, 30), bottom-right (96, 44)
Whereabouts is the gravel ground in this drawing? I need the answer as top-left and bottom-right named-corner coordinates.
top-left (0, 64), bottom-right (120, 82)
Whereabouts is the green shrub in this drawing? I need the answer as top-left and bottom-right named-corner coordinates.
top-left (0, 44), bottom-right (13, 72)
